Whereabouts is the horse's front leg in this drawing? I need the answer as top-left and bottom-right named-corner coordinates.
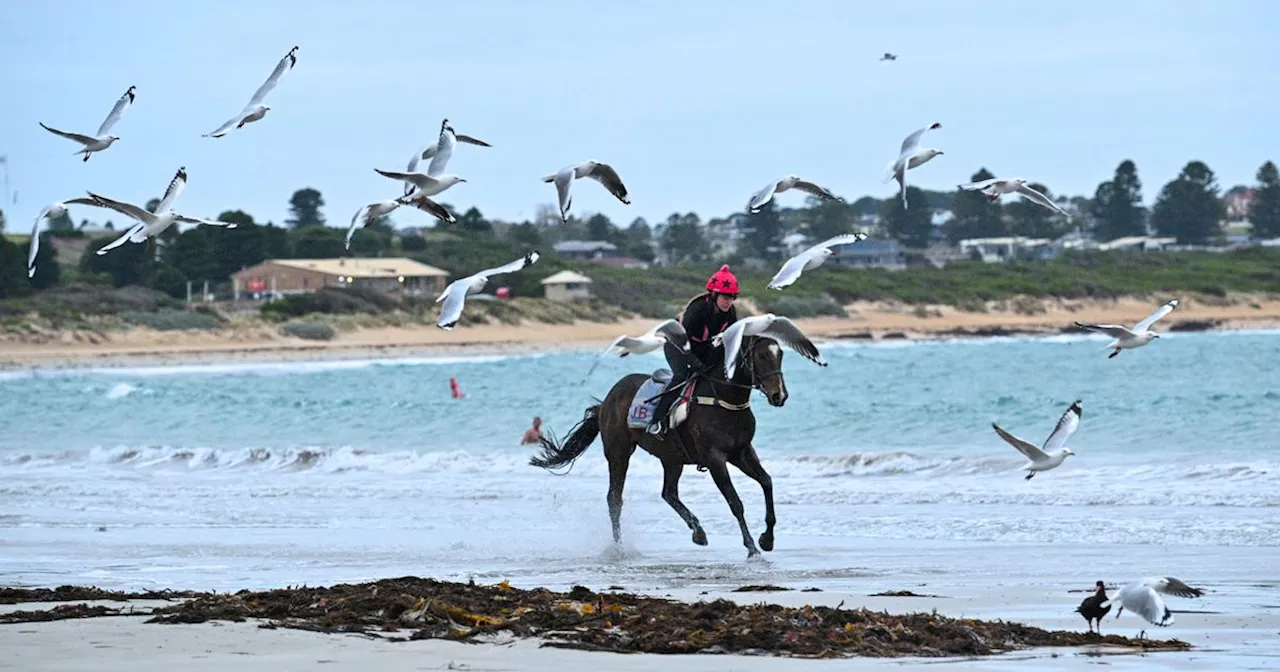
top-left (729, 444), bottom-right (775, 552)
top-left (660, 458), bottom-right (707, 546)
top-left (705, 451), bottom-right (761, 558)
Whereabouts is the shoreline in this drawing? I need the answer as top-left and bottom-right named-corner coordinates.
top-left (1, 295), bottom-right (1278, 371)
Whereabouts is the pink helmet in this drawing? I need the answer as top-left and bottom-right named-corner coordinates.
top-left (706, 265), bottom-right (739, 295)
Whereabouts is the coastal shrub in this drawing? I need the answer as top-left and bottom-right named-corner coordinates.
top-left (260, 287), bottom-right (398, 319)
top-left (281, 321), bottom-right (335, 341)
top-left (756, 294), bottom-right (848, 319)
top-left (121, 309), bottom-right (221, 331)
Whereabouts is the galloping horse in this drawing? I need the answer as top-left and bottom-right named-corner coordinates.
top-left (529, 336), bottom-right (794, 558)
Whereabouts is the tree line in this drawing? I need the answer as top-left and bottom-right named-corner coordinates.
top-left (0, 157), bottom-right (1277, 301)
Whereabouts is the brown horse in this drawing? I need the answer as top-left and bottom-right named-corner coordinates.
top-left (529, 336), bottom-right (790, 558)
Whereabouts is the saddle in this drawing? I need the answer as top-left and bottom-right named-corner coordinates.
top-left (626, 369), bottom-right (695, 430)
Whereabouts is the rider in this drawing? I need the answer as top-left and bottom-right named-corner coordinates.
top-left (646, 265), bottom-right (740, 438)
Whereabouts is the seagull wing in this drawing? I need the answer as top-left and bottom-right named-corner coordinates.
top-left (958, 178), bottom-right (1003, 191)
top-left (807, 232), bottom-right (868, 256)
top-left (767, 253), bottom-right (811, 290)
top-left (718, 320), bottom-right (751, 379)
top-left (747, 179), bottom-right (780, 212)
top-left (83, 192), bottom-right (155, 224)
top-left (400, 193), bottom-right (457, 224)
top-left (992, 423), bottom-right (1049, 461)
top-left (552, 168), bottom-right (574, 221)
top-left (426, 121), bottom-right (455, 177)
top-left (96, 86), bottom-right (136, 136)
top-left (39, 123), bottom-right (96, 146)
top-left (1014, 183), bottom-right (1070, 216)
top-left (792, 179), bottom-right (841, 202)
top-left (760, 316), bottom-right (828, 367)
top-left (28, 205), bottom-right (59, 277)
top-left (899, 122), bottom-right (939, 156)
top-left (404, 149), bottom-right (426, 196)
top-left (583, 162), bottom-right (630, 205)
top-left (1144, 576), bottom-right (1205, 599)
top-left (475, 251), bottom-right (541, 280)
top-left (435, 279), bottom-right (470, 330)
top-left (456, 133), bottom-right (491, 147)
top-left (1074, 321), bottom-right (1135, 339)
top-left (174, 214), bottom-right (234, 227)
top-left (246, 46), bottom-right (298, 107)
top-left (1134, 299), bottom-right (1179, 332)
top-left (1042, 400), bottom-right (1082, 453)
top-left (95, 223), bottom-right (146, 255)
top-left (649, 318), bottom-right (689, 351)
top-left (1120, 583), bottom-right (1173, 626)
top-left (155, 167), bottom-right (187, 214)
top-left (374, 168), bottom-right (432, 190)
top-left (346, 204), bottom-right (372, 250)
top-left (585, 335), bottom-right (630, 378)
top-left (202, 114), bottom-right (244, 138)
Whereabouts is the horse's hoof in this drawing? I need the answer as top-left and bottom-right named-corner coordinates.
top-left (759, 531), bottom-right (774, 552)
top-left (692, 528), bottom-right (708, 546)
top-left (746, 549), bottom-right (762, 560)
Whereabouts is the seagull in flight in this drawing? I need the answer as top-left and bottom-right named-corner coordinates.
top-left (543, 161), bottom-right (630, 223)
top-left (880, 53), bottom-right (898, 61)
top-left (1075, 299), bottom-right (1179, 359)
top-left (204, 46), bottom-right (298, 138)
top-left (991, 400), bottom-right (1081, 480)
top-left (767, 233), bottom-right (868, 290)
top-left (882, 122), bottom-right (943, 210)
top-left (435, 251), bottom-right (541, 330)
top-left (345, 193), bottom-right (456, 250)
top-left (1104, 576), bottom-right (1205, 637)
top-left (405, 126), bottom-right (491, 197)
top-left (376, 119), bottom-right (467, 198)
top-left (747, 175), bottom-right (843, 213)
top-left (83, 167), bottom-right (237, 256)
top-left (711, 314), bottom-right (828, 381)
top-left (39, 86), bottom-right (136, 162)
top-left (585, 319), bottom-right (690, 379)
top-left (28, 199), bottom-right (102, 278)
top-left (958, 177), bottom-right (1070, 216)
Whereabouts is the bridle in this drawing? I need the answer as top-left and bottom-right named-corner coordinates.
top-left (706, 336), bottom-right (783, 397)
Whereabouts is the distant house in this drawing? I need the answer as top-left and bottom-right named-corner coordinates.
top-left (959, 237), bottom-right (1054, 263)
top-left (1096, 236), bottom-right (1177, 252)
top-left (1224, 188), bottom-right (1256, 221)
top-left (830, 239), bottom-right (906, 270)
top-left (540, 270), bottom-right (593, 301)
top-left (590, 256), bottom-right (651, 269)
top-left (553, 240), bottom-right (617, 260)
top-left (231, 257), bottom-right (450, 300)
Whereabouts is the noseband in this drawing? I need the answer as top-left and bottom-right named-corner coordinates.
top-left (736, 338), bottom-right (784, 396)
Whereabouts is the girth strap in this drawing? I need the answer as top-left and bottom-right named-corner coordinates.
top-left (693, 396), bottom-right (751, 411)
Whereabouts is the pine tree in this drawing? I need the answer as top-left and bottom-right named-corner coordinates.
top-left (286, 188), bottom-right (326, 228)
top-left (1091, 160), bottom-right (1146, 241)
top-left (1151, 161), bottom-right (1226, 245)
top-left (1250, 161), bottom-right (1280, 239)
top-left (945, 168), bottom-right (1004, 243)
top-left (882, 187), bottom-right (933, 248)
top-left (1008, 183), bottom-right (1067, 239)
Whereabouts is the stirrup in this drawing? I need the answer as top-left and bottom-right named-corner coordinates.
top-left (646, 420), bottom-right (666, 437)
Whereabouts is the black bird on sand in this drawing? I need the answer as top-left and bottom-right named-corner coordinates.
top-left (1076, 580), bottom-right (1111, 633)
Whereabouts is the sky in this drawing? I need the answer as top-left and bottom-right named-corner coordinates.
top-left (1, 0), bottom-right (1277, 235)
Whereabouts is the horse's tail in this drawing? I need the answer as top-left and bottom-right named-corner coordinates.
top-left (529, 404), bottom-right (601, 471)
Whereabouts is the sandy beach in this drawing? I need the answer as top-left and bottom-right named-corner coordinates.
top-left (2, 294), bottom-right (1277, 370)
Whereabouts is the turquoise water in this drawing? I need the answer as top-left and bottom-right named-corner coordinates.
top-left (0, 330), bottom-right (1277, 596)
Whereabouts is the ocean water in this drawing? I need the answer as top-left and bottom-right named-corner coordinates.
top-left (1, 331), bottom-right (1278, 610)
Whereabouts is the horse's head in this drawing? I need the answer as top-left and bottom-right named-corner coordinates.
top-left (745, 336), bottom-right (788, 407)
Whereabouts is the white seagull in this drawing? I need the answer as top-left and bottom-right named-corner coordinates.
top-left (543, 161), bottom-right (630, 223)
top-left (882, 122), bottom-right (944, 210)
top-left (767, 233), bottom-right (868, 290)
top-left (435, 251), bottom-right (541, 330)
top-left (405, 127), bottom-right (491, 196)
top-left (747, 175), bottom-right (843, 213)
top-left (28, 199), bottom-right (101, 278)
top-left (585, 319), bottom-right (690, 378)
top-left (1075, 299), bottom-right (1179, 359)
top-left (991, 400), bottom-right (1081, 480)
top-left (203, 46), bottom-right (298, 138)
top-left (958, 177), bottom-right (1070, 216)
top-left (1104, 576), bottom-right (1205, 635)
top-left (85, 167), bottom-right (237, 256)
top-left (376, 119), bottom-right (467, 198)
top-left (711, 314), bottom-right (828, 380)
top-left (39, 85), bottom-right (136, 162)
top-left (345, 193), bottom-right (456, 250)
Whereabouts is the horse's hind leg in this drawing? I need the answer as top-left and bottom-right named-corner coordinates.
top-left (660, 458), bottom-right (707, 546)
top-left (706, 454), bottom-right (761, 558)
top-left (604, 435), bottom-right (635, 546)
top-left (729, 444), bottom-right (776, 552)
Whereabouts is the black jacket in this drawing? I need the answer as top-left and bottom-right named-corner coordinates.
top-left (681, 294), bottom-right (737, 372)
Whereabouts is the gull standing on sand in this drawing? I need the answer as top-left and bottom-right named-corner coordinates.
top-left (1104, 576), bottom-right (1205, 636)
top-left (1075, 299), bottom-right (1179, 359)
top-left (767, 233), bottom-right (868, 290)
top-left (85, 167), bottom-right (237, 256)
top-left (712, 314), bottom-right (828, 379)
top-left (584, 319), bottom-right (690, 378)
top-left (991, 400), bottom-right (1081, 480)
top-left (543, 161), bottom-right (630, 223)
top-left (28, 199), bottom-right (102, 278)
top-left (746, 175), bottom-right (843, 213)
top-left (883, 122), bottom-right (943, 210)
top-left (375, 119), bottom-right (467, 198)
top-left (203, 46), bottom-right (298, 138)
top-left (39, 86), bottom-right (136, 162)
top-left (435, 251), bottom-right (541, 330)
top-left (345, 193), bottom-right (456, 250)
top-left (404, 126), bottom-right (491, 196)
top-left (958, 178), bottom-right (1070, 216)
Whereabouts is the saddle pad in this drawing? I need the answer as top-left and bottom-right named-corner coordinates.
top-left (627, 370), bottom-right (672, 429)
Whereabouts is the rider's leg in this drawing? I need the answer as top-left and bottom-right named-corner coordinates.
top-left (647, 342), bottom-right (690, 436)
